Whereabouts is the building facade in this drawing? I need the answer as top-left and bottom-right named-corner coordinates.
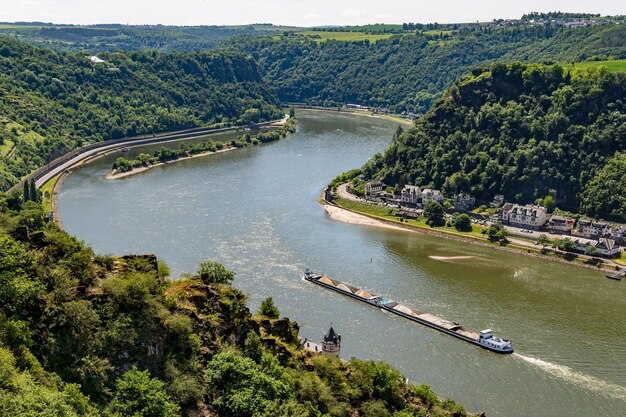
top-left (365, 180), bottom-right (384, 196)
top-left (321, 326), bottom-right (341, 355)
top-left (575, 219), bottom-right (611, 238)
top-left (491, 194), bottom-right (505, 208)
top-left (548, 215), bottom-right (575, 235)
top-left (453, 192), bottom-right (475, 211)
top-left (421, 188), bottom-right (444, 205)
top-left (400, 185), bottom-right (421, 205)
top-left (573, 238), bottom-right (621, 258)
top-left (500, 204), bottom-right (548, 229)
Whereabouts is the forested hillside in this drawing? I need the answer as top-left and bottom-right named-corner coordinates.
top-left (0, 36), bottom-right (282, 190)
top-left (0, 23), bottom-right (272, 52)
top-left (358, 63), bottom-right (626, 220)
top-left (228, 24), bottom-right (626, 113)
top-left (0, 194), bottom-right (470, 417)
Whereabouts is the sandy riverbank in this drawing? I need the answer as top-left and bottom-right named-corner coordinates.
top-left (323, 204), bottom-right (413, 232)
top-left (106, 147), bottom-right (237, 180)
top-left (323, 200), bottom-right (616, 274)
top-left (295, 106), bottom-right (413, 126)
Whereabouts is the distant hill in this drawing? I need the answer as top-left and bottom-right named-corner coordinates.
top-left (3, 19), bottom-right (625, 116)
top-left (228, 24), bottom-right (626, 113)
top-left (357, 63), bottom-right (626, 220)
top-left (0, 36), bottom-right (282, 190)
top-left (0, 23), bottom-right (275, 52)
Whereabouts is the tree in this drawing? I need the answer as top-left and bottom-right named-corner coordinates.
top-left (580, 153), bottom-right (626, 221)
top-left (197, 261), bottom-right (235, 285)
top-left (205, 351), bottom-right (289, 417)
top-left (244, 331), bottom-right (263, 362)
top-left (537, 234), bottom-right (549, 248)
top-left (22, 181), bottom-right (30, 202)
top-left (558, 238), bottom-right (577, 252)
top-left (451, 213), bottom-right (472, 231)
top-left (495, 227), bottom-right (509, 241)
top-left (485, 223), bottom-right (507, 241)
top-left (542, 195), bottom-right (556, 213)
top-left (289, 107), bottom-right (296, 118)
top-left (108, 367), bottom-right (179, 417)
top-left (258, 297), bottom-right (280, 319)
top-left (585, 245), bottom-right (600, 257)
top-left (242, 108), bottom-right (261, 124)
top-left (424, 201), bottom-right (445, 227)
top-left (29, 179), bottom-right (39, 203)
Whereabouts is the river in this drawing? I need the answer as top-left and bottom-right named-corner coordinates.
top-left (58, 110), bottom-right (626, 416)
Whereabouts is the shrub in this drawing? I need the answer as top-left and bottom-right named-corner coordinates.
top-left (258, 297), bottom-right (280, 318)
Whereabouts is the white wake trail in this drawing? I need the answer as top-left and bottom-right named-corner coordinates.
top-left (513, 353), bottom-right (626, 402)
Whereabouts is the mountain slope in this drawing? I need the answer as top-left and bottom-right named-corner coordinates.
top-left (0, 195), bottom-right (471, 417)
top-left (0, 36), bottom-right (282, 190)
top-left (228, 24), bottom-right (626, 113)
top-left (358, 63), bottom-right (626, 219)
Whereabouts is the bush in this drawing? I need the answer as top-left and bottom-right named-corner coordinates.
top-left (258, 297), bottom-right (280, 318)
top-left (451, 213), bottom-right (472, 231)
top-left (197, 261), bottom-right (235, 285)
top-left (108, 367), bottom-right (179, 417)
top-left (424, 202), bottom-right (445, 227)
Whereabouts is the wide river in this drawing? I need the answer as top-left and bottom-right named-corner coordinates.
top-left (58, 110), bottom-right (626, 416)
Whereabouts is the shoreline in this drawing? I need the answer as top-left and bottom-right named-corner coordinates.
top-left (106, 147), bottom-right (237, 180)
top-left (294, 106), bottom-right (413, 126)
top-left (22, 115), bottom-right (289, 192)
top-left (322, 199), bottom-right (617, 274)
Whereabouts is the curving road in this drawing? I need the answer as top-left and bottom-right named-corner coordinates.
top-left (32, 115), bottom-right (288, 188)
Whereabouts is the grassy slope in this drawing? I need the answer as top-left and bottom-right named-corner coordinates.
top-left (295, 30), bottom-right (393, 43)
top-left (571, 59), bottom-right (626, 72)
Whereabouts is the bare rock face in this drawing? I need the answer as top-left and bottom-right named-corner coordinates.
top-left (258, 317), bottom-right (299, 343)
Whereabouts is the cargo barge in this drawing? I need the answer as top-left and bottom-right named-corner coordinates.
top-left (304, 269), bottom-right (513, 354)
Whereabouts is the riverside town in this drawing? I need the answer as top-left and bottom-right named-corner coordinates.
top-left (338, 179), bottom-right (626, 260)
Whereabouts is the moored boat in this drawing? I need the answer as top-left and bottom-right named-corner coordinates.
top-left (303, 269), bottom-right (513, 354)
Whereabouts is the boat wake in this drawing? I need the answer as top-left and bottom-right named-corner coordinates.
top-left (428, 255), bottom-right (476, 261)
top-left (513, 353), bottom-right (626, 402)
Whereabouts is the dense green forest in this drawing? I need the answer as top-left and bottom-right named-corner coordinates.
top-left (227, 24), bottom-right (626, 113)
top-left (0, 35), bottom-right (283, 191)
top-left (356, 63), bottom-right (626, 220)
top-left (0, 193), bottom-right (470, 417)
top-left (0, 23), bottom-right (277, 52)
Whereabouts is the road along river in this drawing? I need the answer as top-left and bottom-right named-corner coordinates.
top-left (58, 110), bottom-right (626, 417)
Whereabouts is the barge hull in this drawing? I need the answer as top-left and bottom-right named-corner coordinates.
top-left (304, 272), bottom-right (513, 354)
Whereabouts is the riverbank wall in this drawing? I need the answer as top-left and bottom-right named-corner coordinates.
top-left (12, 116), bottom-right (289, 192)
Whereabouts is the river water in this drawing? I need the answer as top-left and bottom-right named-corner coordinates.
top-left (58, 110), bottom-right (626, 416)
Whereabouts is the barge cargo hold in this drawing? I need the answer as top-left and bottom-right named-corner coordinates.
top-left (303, 269), bottom-right (513, 354)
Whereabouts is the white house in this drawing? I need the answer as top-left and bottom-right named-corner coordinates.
top-left (454, 192), bottom-right (475, 211)
top-left (421, 188), bottom-right (444, 204)
top-left (575, 219), bottom-right (611, 238)
top-left (573, 238), bottom-right (621, 258)
top-left (548, 215), bottom-right (575, 235)
top-left (400, 185), bottom-right (421, 205)
top-left (365, 180), bottom-right (384, 196)
top-left (500, 204), bottom-right (548, 229)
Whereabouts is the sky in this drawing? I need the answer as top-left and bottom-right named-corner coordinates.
top-left (1, 0), bottom-right (624, 27)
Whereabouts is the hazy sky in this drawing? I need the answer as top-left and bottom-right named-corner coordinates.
top-left (2, 0), bottom-right (624, 26)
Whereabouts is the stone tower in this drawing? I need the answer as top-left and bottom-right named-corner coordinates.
top-left (321, 326), bottom-right (341, 355)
